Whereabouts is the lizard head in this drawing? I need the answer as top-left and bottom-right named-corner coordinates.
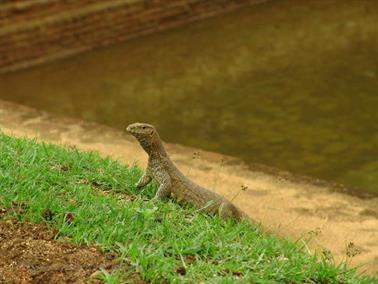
top-left (126, 122), bottom-right (167, 156)
top-left (126, 122), bottom-right (157, 154)
top-left (126, 122), bottom-right (155, 137)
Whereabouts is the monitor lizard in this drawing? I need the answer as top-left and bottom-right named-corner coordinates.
top-left (126, 122), bottom-right (243, 220)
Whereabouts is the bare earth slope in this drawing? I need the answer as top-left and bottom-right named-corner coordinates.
top-left (0, 100), bottom-right (377, 274)
top-left (0, 219), bottom-right (116, 283)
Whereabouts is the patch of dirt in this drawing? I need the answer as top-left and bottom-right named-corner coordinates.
top-left (0, 220), bottom-right (117, 283)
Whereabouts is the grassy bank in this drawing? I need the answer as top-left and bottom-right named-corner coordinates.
top-left (0, 133), bottom-right (376, 283)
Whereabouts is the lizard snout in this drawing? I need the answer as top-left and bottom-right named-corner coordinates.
top-left (126, 124), bottom-right (136, 134)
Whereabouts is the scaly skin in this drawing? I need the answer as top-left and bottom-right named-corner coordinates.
top-left (126, 122), bottom-right (243, 220)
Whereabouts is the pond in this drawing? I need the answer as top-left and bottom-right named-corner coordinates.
top-left (0, 0), bottom-right (377, 194)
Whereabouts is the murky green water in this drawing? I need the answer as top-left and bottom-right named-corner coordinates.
top-left (0, 0), bottom-right (377, 193)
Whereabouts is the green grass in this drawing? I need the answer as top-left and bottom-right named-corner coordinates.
top-left (0, 133), bottom-right (376, 283)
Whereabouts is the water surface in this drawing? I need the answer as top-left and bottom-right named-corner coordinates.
top-left (0, 0), bottom-right (377, 193)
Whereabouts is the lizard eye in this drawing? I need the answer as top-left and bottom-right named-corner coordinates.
top-left (142, 126), bottom-right (146, 129)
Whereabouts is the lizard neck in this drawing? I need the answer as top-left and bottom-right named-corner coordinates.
top-left (138, 132), bottom-right (168, 158)
top-left (151, 132), bottom-right (168, 158)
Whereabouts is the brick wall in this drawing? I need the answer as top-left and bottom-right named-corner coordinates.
top-left (0, 0), bottom-right (266, 74)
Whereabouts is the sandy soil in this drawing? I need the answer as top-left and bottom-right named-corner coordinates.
top-left (0, 217), bottom-right (117, 283)
top-left (0, 100), bottom-right (377, 275)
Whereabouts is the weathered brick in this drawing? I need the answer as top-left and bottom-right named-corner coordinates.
top-left (0, 0), bottom-right (266, 73)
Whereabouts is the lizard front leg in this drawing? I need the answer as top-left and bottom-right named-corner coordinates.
top-left (152, 171), bottom-right (171, 201)
top-left (136, 159), bottom-right (153, 189)
top-left (136, 172), bottom-right (152, 188)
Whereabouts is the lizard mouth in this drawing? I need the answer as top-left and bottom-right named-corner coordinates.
top-left (126, 124), bottom-right (138, 134)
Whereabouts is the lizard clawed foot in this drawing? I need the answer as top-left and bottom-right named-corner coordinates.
top-left (151, 192), bottom-right (170, 203)
top-left (150, 196), bottom-right (161, 203)
top-left (218, 202), bottom-right (242, 221)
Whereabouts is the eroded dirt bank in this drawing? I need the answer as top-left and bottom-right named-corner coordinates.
top-left (0, 100), bottom-right (377, 275)
top-left (0, 219), bottom-right (116, 283)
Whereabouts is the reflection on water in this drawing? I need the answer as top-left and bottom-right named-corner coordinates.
top-left (0, 0), bottom-right (377, 193)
